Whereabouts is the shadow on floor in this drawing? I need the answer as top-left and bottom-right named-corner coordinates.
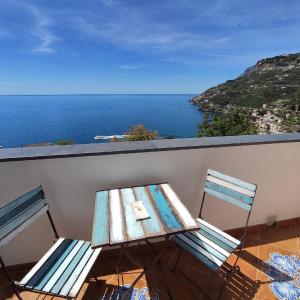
top-left (3, 221), bottom-right (300, 300)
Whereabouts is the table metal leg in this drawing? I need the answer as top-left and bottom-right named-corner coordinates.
top-left (122, 238), bottom-right (173, 300)
top-left (145, 239), bottom-right (174, 300)
top-left (116, 245), bottom-right (127, 288)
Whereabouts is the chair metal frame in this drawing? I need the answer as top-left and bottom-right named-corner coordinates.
top-left (0, 192), bottom-right (59, 300)
top-left (0, 187), bottom-right (98, 300)
top-left (172, 171), bottom-right (257, 299)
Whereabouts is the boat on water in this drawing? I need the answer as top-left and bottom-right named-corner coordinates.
top-left (94, 135), bottom-right (128, 140)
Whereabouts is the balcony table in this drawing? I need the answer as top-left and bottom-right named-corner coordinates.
top-left (91, 183), bottom-right (199, 299)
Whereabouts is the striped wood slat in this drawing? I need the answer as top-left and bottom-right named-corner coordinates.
top-left (133, 187), bottom-right (165, 238)
top-left (206, 175), bottom-right (255, 197)
top-left (184, 231), bottom-right (228, 262)
top-left (18, 238), bottom-right (101, 298)
top-left (42, 240), bottom-right (85, 292)
top-left (172, 218), bottom-right (240, 271)
top-left (50, 242), bottom-right (91, 294)
top-left (0, 199), bottom-right (48, 241)
top-left (204, 187), bottom-right (251, 211)
top-left (0, 186), bottom-right (48, 247)
top-left (92, 183), bottom-right (199, 248)
top-left (19, 238), bottom-right (66, 286)
top-left (196, 218), bottom-right (240, 247)
top-left (205, 170), bottom-right (256, 211)
top-left (120, 188), bottom-right (144, 241)
top-left (67, 248), bottom-right (101, 298)
top-left (160, 184), bottom-right (198, 228)
top-left (60, 247), bottom-right (94, 296)
top-left (92, 191), bottom-right (109, 247)
top-left (148, 185), bottom-right (183, 232)
top-left (207, 169), bottom-right (256, 191)
top-left (0, 186), bottom-right (44, 218)
top-left (0, 205), bottom-right (48, 248)
top-left (30, 239), bottom-right (77, 290)
top-left (205, 181), bottom-right (253, 205)
top-left (109, 189), bottom-right (126, 244)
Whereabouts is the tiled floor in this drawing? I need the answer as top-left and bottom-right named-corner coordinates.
top-left (2, 219), bottom-right (300, 300)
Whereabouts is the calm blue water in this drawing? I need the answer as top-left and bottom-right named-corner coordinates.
top-left (0, 94), bottom-right (204, 148)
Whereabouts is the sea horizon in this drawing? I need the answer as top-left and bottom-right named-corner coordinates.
top-left (0, 93), bottom-right (196, 97)
top-left (0, 94), bottom-right (203, 148)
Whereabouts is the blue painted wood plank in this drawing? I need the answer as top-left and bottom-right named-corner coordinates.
top-left (26, 239), bottom-right (75, 288)
top-left (197, 218), bottom-right (240, 246)
top-left (92, 191), bottom-right (109, 247)
top-left (197, 229), bottom-right (235, 253)
top-left (205, 181), bottom-right (253, 204)
top-left (120, 188), bottom-right (145, 241)
top-left (172, 235), bottom-right (219, 271)
top-left (0, 186), bottom-right (43, 218)
top-left (204, 187), bottom-right (251, 211)
top-left (160, 184), bottom-right (198, 229)
top-left (0, 199), bottom-right (48, 241)
top-left (43, 241), bottom-right (85, 292)
top-left (176, 233), bottom-right (224, 267)
top-left (60, 246), bottom-right (94, 296)
top-left (133, 187), bottom-right (165, 237)
top-left (0, 190), bottom-right (45, 228)
top-left (33, 240), bottom-right (78, 290)
top-left (196, 222), bottom-right (238, 251)
top-left (50, 242), bottom-right (90, 294)
top-left (207, 169), bottom-right (256, 192)
top-left (184, 232), bottom-right (227, 262)
top-left (148, 185), bottom-right (182, 232)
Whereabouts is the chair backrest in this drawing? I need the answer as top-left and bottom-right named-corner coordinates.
top-left (0, 186), bottom-right (48, 247)
top-left (204, 169), bottom-right (257, 212)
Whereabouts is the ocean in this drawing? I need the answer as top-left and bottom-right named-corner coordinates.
top-left (0, 94), bottom-right (204, 148)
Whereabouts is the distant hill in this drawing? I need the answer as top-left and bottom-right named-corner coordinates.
top-left (191, 53), bottom-right (300, 110)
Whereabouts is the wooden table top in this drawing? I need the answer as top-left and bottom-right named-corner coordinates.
top-left (91, 183), bottom-right (199, 248)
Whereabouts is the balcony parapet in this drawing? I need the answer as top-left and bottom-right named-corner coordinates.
top-left (1, 133), bottom-right (300, 162)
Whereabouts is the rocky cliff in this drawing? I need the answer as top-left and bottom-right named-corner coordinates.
top-left (192, 53), bottom-right (300, 110)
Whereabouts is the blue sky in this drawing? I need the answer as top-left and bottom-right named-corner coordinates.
top-left (0, 0), bottom-right (300, 94)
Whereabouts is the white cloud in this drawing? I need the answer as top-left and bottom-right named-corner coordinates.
top-left (74, 11), bottom-right (230, 55)
top-left (0, 0), bottom-right (59, 54)
top-left (1, 0), bottom-right (300, 60)
top-left (31, 30), bottom-right (58, 54)
top-left (25, 3), bottom-right (59, 54)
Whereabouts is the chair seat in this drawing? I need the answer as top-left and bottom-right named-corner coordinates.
top-left (172, 218), bottom-right (240, 271)
top-left (17, 238), bottom-right (101, 298)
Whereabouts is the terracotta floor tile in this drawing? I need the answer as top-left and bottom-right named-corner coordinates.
top-left (256, 242), bottom-right (300, 300)
top-left (3, 224), bottom-right (300, 299)
top-left (260, 225), bottom-right (300, 253)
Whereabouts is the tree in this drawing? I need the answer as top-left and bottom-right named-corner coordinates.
top-left (197, 108), bottom-right (258, 137)
top-left (110, 136), bottom-right (119, 142)
top-left (124, 124), bottom-right (159, 141)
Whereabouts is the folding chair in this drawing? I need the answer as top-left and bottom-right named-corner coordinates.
top-left (0, 186), bottom-right (102, 299)
top-left (172, 169), bottom-right (257, 299)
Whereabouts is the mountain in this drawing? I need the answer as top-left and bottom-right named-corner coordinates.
top-left (191, 53), bottom-right (300, 110)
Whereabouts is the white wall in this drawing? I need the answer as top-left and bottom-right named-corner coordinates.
top-left (1, 142), bottom-right (300, 265)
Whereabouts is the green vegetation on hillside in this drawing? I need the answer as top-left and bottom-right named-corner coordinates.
top-left (198, 108), bottom-right (258, 137)
top-left (192, 53), bottom-right (300, 109)
top-left (192, 53), bottom-right (300, 134)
